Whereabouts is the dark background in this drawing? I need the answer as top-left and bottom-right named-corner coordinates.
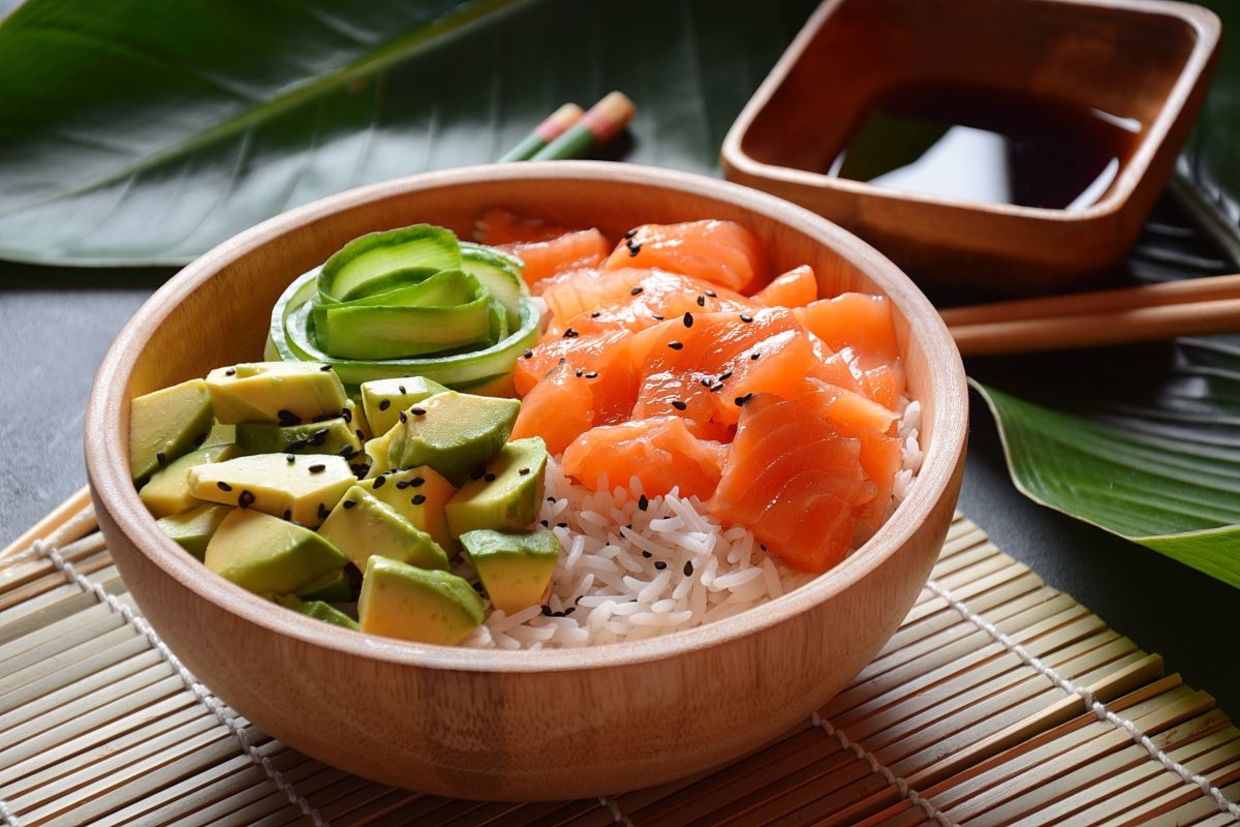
top-left (2, 191), bottom-right (1238, 717)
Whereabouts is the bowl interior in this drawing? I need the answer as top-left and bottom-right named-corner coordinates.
top-left (739, 0), bottom-right (1201, 211)
top-left (93, 161), bottom-right (966, 670)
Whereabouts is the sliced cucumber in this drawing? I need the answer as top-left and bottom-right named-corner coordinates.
top-left (461, 242), bottom-right (526, 325)
top-left (319, 224), bottom-right (461, 302)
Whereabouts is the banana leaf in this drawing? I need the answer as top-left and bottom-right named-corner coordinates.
top-left (0, 0), bottom-right (814, 265)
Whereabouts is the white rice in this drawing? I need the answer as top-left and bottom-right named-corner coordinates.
top-left (460, 400), bottom-right (923, 649)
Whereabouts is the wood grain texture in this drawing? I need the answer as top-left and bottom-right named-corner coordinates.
top-left (82, 161), bottom-right (968, 800)
top-left (721, 0), bottom-right (1221, 294)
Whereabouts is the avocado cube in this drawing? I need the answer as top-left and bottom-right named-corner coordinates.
top-left (139, 443), bottom-right (238, 518)
top-left (205, 509), bottom-right (346, 594)
top-left (206, 362), bottom-right (347, 425)
top-left (235, 417), bottom-right (363, 461)
top-left (318, 485), bottom-right (449, 573)
top-left (187, 453), bottom-right (354, 526)
top-left (358, 556), bottom-right (483, 645)
top-left (361, 376), bottom-right (450, 436)
top-left (460, 529), bottom-right (560, 614)
top-left (200, 421), bottom-right (236, 449)
top-left (359, 466), bottom-right (457, 553)
top-left (364, 391), bottom-right (519, 481)
top-left (294, 567), bottom-right (354, 602)
top-left (129, 379), bottom-right (215, 482)
top-left (445, 437), bottom-right (547, 537)
top-left (155, 503), bottom-right (232, 560)
top-left (277, 594), bottom-right (359, 631)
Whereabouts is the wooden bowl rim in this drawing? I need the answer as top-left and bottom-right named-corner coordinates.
top-left (720, 0), bottom-right (1221, 224)
top-left (85, 161), bottom-right (968, 674)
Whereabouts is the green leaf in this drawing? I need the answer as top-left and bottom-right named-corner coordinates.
top-left (0, 0), bottom-right (815, 266)
top-left (972, 336), bottom-right (1240, 589)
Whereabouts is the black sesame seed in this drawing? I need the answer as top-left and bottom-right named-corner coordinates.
top-left (750, 351), bottom-right (761, 361)
top-left (341, 407), bottom-right (352, 423)
top-left (705, 289), bottom-right (717, 297)
top-left (395, 480), bottom-right (409, 489)
top-left (410, 407), bottom-right (426, 417)
top-left (285, 439), bottom-right (307, 452)
top-left (308, 464), bottom-right (326, 474)
top-left (684, 561), bottom-right (694, 576)
top-left (641, 550), bottom-right (653, 559)
top-left (470, 466), bottom-right (486, 480)
top-left (398, 384), bottom-right (406, 394)
top-left (682, 312), bottom-right (694, 328)
top-left (590, 310), bottom-right (601, 318)
top-left (523, 349), bottom-right (534, 359)
top-left (308, 429), bottom-right (328, 446)
top-left (696, 294), bottom-right (706, 307)
top-left (317, 502), bottom-right (330, 520)
top-left (282, 509), bottom-right (292, 520)
top-left (667, 340), bottom-right (684, 350)
top-left (484, 472), bottom-right (497, 482)
top-left (224, 367), bottom-right (236, 376)
top-left (339, 446), bottom-right (357, 459)
top-left (540, 519), bottom-right (550, 527)
top-left (372, 475), bottom-right (386, 489)
top-left (356, 429), bottom-right (365, 442)
top-left (671, 400), bottom-right (687, 411)
top-left (519, 467), bottom-right (531, 475)
top-left (351, 464), bottom-right (369, 478)
top-left (575, 368), bottom-right (584, 378)
top-left (734, 393), bottom-right (754, 407)
top-left (563, 607), bottom-right (576, 616)
top-left (320, 364), bottom-right (333, 372)
top-left (652, 313), bottom-right (665, 321)
top-left (156, 451), bottom-right (167, 466)
top-left (761, 544), bottom-right (768, 552)
top-left (410, 476), bottom-right (424, 487)
top-left (739, 313), bottom-right (754, 323)
top-left (378, 400), bottom-right (391, 411)
top-left (584, 371), bottom-right (599, 379)
top-left (638, 494), bottom-right (649, 511)
top-left (556, 521), bottom-right (568, 528)
top-left (278, 409), bottom-right (301, 426)
top-left (623, 228), bottom-right (638, 239)
top-left (701, 378), bottom-right (712, 387)
top-left (710, 382), bottom-right (725, 393)
top-left (547, 496), bottom-right (556, 503)
top-left (563, 327), bottom-right (579, 338)
top-left (238, 490), bottom-right (255, 508)
top-left (216, 481), bottom-right (233, 492)
top-left (343, 499), bottom-right (357, 509)
top-left (286, 454), bottom-right (296, 464)
top-left (411, 494), bottom-right (427, 505)
top-left (399, 411), bottom-right (407, 423)
top-left (628, 242), bottom-right (642, 257)
top-left (654, 561), bottom-right (667, 570)
top-left (719, 370), bottom-right (733, 381)
top-left (540, 605), bottom-right (553, 616)
top-left (630, 286), bottom-right (644, 296)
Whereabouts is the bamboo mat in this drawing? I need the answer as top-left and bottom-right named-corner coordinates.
top-left (1, 499), bottom-right (1238, 827)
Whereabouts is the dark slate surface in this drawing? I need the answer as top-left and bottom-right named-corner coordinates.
top-left (1, 203), bottom-right (1236, 721)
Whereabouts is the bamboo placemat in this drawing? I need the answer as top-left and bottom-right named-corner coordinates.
top-left (1, 497), bottom-right (1238, 827)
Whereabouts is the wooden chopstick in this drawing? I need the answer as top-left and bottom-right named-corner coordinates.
top-left (941, 273), bottom-right (1240, 357)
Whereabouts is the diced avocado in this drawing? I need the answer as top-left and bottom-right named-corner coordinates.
top-left (277, 594), bottom-right (359, 630)
top-left (155, 503), bottom-right (232, 560)
top-left (200, 421), bottom-right (236, 449)
top-left (187, 454), bottom-right (354, 526)
top-left (235, 417), bottom-right (363, 461)
top-left (205, 509), bottom-right (346, 594)
top-left (129, 379), bottom-right (214, 482)
top-left (294, 567), bottom-right (353, 602)
top-left (364, 391), bottom-right (519, 481)
top-left (361, 376), bottom-right (450, 436)
top-left (359, 466), bottom-right (456, 553)
top-left (318, 485), bottom-right (449, 572)
top-left (206, 362), bottom-right (347, 425)
top-left (343, 398), bottom-right (370, 441)
top-left (445, 437), bottom-right (547, 537)
top-left (460, 529), bottom-right (560, 614)
top-left (139, 443), bottom-right (238, 518)
top-left (358, 556), bottom-right (483, 645)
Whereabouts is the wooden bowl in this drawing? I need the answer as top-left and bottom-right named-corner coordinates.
top-left (721, 0), bottom-right (1220, 294)
top-left (84, 162), bottom-right (968, 800)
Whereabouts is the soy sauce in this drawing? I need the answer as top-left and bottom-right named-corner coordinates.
top-left (827, 82), bottom-right (1141, 210)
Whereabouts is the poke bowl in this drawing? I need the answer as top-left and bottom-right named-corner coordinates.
top-left (84, 161), bottom-right (968, 800)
